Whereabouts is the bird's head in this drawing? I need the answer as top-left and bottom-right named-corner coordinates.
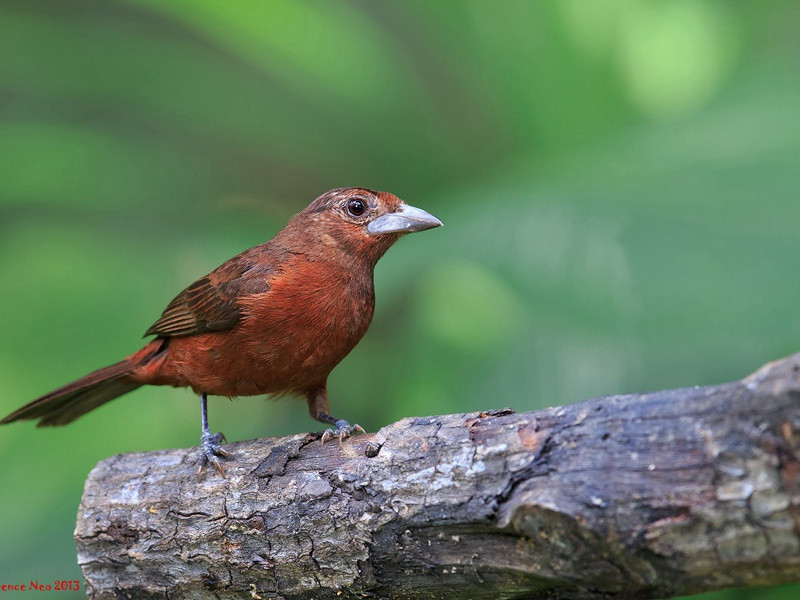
top-left (286, 187), bottom-right (443, 265)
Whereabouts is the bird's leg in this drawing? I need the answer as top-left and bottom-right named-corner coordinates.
top-left (307, 386), bottom-right (365, 445)
top-left (197, 393), bottom-right (232, 479)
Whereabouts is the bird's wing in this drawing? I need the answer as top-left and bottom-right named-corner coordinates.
top-left (145, 251), bottom-right (273, 338)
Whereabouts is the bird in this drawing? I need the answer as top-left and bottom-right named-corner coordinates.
top-left (0, 187), bottom-right (443, 476)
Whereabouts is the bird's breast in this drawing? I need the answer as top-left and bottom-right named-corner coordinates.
top-left (240, 262), bottom-right (374, 389)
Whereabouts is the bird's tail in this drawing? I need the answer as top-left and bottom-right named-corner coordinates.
top-left (0, 340), bottom-right (165, 427)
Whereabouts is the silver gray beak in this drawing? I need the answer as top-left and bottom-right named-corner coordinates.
top-left (367, 203), bottom-right (443, 236)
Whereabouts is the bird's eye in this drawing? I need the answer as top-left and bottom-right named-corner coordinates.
top-left (347, 198), bottom-right (367, 217)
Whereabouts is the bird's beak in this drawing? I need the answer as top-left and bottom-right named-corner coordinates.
top-left (367, 203), bottom-right (443, 236)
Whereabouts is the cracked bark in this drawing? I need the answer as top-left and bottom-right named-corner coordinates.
top-left (75, 353), bottom-right (800, 599)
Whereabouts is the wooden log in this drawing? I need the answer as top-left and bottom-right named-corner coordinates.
top-left (75, 353), bottom-right (800, 599)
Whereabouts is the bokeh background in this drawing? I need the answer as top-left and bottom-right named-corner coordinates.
top-left (1, 1), bottom-right (798, 597)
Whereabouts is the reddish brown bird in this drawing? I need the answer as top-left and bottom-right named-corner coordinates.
top-left (1, 187), bottom-right (442, 475)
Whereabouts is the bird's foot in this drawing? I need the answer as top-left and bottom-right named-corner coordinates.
top-left (321, 420), bottom-right (366, 446)
top-left (197, 431), bottom-right (232, 479)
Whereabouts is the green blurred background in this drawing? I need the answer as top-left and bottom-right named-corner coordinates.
top-left (0, 0), bottom-right (798, 597)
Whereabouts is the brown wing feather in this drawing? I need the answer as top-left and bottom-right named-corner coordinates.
top-left (145, 276), bottom-right (242, 337)
top-left (145, 247), bottom-right (275, 338)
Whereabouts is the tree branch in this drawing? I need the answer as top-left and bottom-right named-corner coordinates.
top-left (75, 354), bottom-right (800, 599)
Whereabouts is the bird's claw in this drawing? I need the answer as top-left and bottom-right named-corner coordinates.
top-left (321, 420), bottom-right (366, 446)
top-left (197, 431), bottom-right (232, 479)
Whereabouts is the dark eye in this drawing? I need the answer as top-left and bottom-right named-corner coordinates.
top-left (347, 198), bottom-right (367, 217)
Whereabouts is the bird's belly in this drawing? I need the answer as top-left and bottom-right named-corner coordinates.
top-left (142, 288), bottom-right (373, 397)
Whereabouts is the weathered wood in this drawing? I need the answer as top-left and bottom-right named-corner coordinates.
top-left (75, 354), bottom-right (800, 599)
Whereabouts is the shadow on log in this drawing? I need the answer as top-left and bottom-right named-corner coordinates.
top-left (75, 354), bottom-right (800, 599)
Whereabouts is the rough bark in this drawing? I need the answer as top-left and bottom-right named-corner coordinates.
top-left (75, 353), bottom-right (800, 599)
